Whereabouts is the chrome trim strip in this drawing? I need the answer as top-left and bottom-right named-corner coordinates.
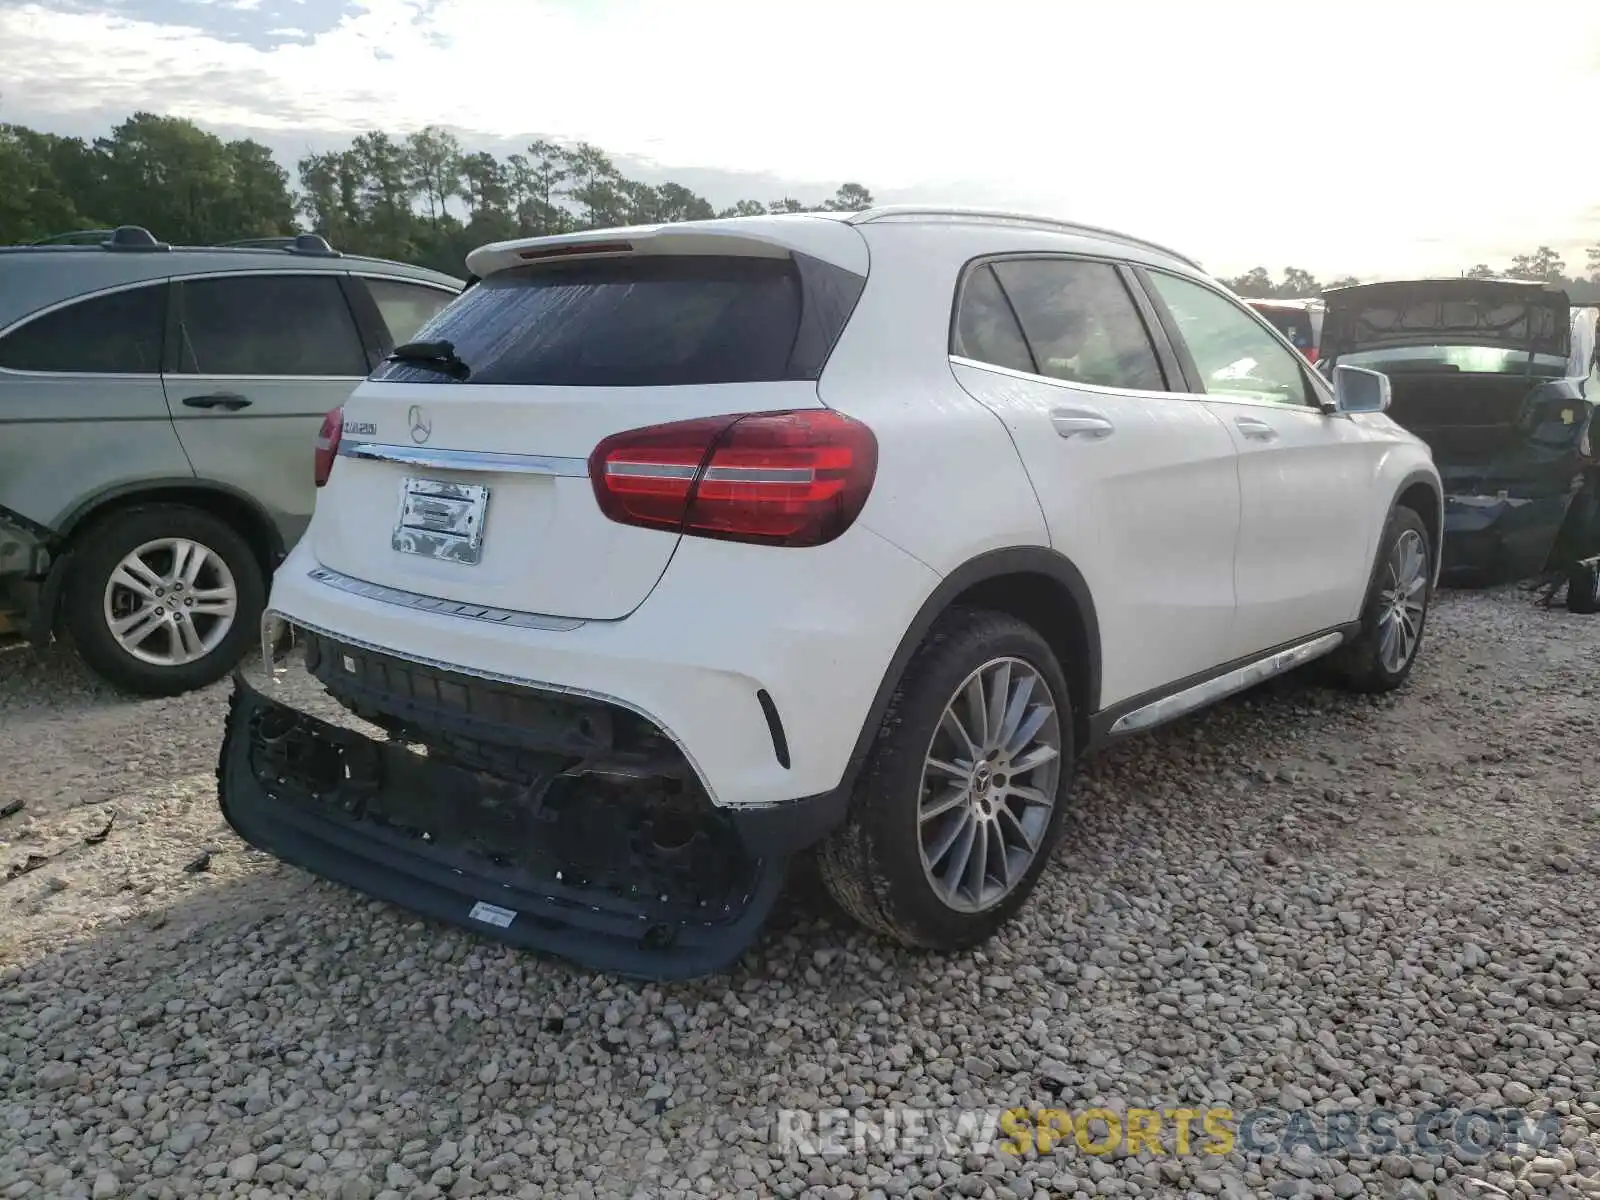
top-left (254, 608), bottom-right (719, 804)
top-left (1108, 631), bottom-right (1346, 736)
top-left (949, 354), bottom-right (1197, 402)
top-left (307, 565), bottom-right (585, 631)
top-left (338, 441), bottom-right (589, 477)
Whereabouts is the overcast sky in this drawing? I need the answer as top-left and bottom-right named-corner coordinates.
top-left (4, 0), bottom-right (1599, 279)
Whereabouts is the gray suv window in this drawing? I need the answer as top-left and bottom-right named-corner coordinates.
top-left (365, 277), bottom-right (456, 346)
top-left (0, 283), bottom-right (168, 374)
top-left (175, 274), bottom-right (367, 377)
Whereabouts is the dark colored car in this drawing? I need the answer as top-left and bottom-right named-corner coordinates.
top-left (1320, 278), bottom-right (1599, 583)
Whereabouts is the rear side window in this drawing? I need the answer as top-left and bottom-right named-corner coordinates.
top-left (0, 283), bottom-right (168, 374)
top-left (951, 265), bottom-right (1034, 373)
top-left (371, 253), bottom-right (865, 387)
top-left (365, 277), bottom-right (457, 347)
top-left (175, 274), bottom-right (368, 377)
top-left (953, 258), bottom-right (1167, 391)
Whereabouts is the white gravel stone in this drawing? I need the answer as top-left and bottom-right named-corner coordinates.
top-left (2, 590), bottom-right (1598, 1199)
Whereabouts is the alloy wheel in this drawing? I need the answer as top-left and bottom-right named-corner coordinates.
top-left (917, 656), bottom-right (1063, 913)
top-left (1376, 528), bottom-right (1428, 674)
top-left (102, 537), bottom-right (240, 668)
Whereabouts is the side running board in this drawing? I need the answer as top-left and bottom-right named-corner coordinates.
top-left (1108, 631), bottom-right (1346, 736)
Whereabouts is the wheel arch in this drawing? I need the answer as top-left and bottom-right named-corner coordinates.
top-left (57, 479), bottom-right (287, 570)
top-left (1390, 468), bottom-right (1444, 578)
top-left (836, 546), bottom-right (1102, 797)
top-left (34, 480), bottom-right (286, 644)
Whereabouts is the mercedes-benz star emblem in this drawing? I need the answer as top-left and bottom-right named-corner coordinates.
top-left (408, 405), bottom-right (432, 445)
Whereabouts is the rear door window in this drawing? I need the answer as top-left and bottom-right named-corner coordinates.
top-left (372, 254), bottom-right (863, 387)
top-left (0, 283), bottom-right (169, 374)
top-left (969, 258), bottom-right (1168, 391)
top-left (174, 274), bottom-right (368, 377)
top-left (364, 277), bottom-right (458, 347)
top-left (951, 264), bottom-right (1035, 373)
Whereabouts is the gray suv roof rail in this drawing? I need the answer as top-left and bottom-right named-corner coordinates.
top-left (217, 233), bottom-right (342, 257)
top-left (27, 225), bottom-right (170, 251)
top-left (18, 227), bottom-right (342, 258)
top-left (845, 205), bottom-right (1204, 271)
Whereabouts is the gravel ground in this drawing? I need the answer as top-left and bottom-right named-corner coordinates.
top-left (1, 588), bottom-right (1597, 1200)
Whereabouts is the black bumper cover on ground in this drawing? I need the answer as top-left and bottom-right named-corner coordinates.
top-left (1440, 493), bottom-right (1577, 584)
top-left (217, 674), bottom-right (840, 980)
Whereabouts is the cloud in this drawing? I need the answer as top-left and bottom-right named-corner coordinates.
top-left (4, 0), bottom-right (1600, 276)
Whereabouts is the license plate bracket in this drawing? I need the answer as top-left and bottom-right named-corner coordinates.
top-left (393, 477), bottom-right (490, 565)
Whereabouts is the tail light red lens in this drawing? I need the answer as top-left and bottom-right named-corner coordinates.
top-left (589, 410), bottom-right (878, 547)
top-left (314, 407), bottom-right (343, 488)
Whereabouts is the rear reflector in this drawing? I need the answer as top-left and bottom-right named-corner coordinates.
top-left (588, 410), bottom-right (878, 547)
top-left (314, 407), bottom-right (342, 488)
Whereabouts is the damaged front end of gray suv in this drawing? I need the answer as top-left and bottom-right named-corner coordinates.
top-left (1321, 278), bottom-right (1599, 584)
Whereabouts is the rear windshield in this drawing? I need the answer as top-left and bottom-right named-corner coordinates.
top-left (371, 253), bottom-right (863, 387)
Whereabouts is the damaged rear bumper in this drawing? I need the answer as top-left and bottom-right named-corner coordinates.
top-left (1440, 492), bottom-right (1575, 584)
top-left (217, 628), bottom-right (846, 980)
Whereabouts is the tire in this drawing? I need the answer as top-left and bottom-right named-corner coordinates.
top-left (1330, 505), bottom-right (1432, 694)
top-left (817, 607), bottom-right (1076, 951)
top-left (62, 505), bottom-right (266, 697)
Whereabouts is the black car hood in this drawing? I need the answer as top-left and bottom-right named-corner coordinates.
top-left (1321, 278), bottom-right (1570, 361)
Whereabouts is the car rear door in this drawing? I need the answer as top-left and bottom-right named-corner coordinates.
top-left (163, 271), bottom-right (372, 551)
top-left (947, 255), bottom-right (1242, 707)
top-left (1140, 268), bottom-right (1377, 659)
top-left (0, 279), bottom-right (192, 534)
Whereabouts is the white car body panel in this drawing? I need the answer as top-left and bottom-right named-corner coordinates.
top-left (1202, 395), bottom-right (1381, 659)
top-left (950, 358), bottom-right (1241, 706)
top-left (267, 519), bottom-right (937, 808)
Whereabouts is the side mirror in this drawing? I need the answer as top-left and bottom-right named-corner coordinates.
top-left (1332, 364), bottom-right (1391, 414)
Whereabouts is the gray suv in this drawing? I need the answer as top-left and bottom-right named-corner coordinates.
top-left (0, 226), bottom-right (462, 695)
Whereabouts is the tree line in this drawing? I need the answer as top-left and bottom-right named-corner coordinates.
top-left (0, 111), bottom-right (875, 277)
top-left (1220, 247), bottom-right (1600, 304)
top-left (5, 111), bottom-right (1600, 303)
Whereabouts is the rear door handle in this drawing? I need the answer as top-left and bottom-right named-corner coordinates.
top-left (1234, 416), bottom-right (1278, 441)
top-left (1051, 408), bottom-right (1115, 440)
top-left (182, 393), bottom-right (252, 412)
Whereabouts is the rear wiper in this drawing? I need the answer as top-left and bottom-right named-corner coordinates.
top-left (387, 339), bottom-right (470, 380)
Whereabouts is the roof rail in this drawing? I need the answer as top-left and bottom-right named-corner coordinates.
top-left (845, 205), bottom-right (1204, 271)
top-left (27, 226), bottom-right (172, 251)
top-left (218, 233), bottom-right (341, 257)
top-left (30, 229), bottom-right (118, 246)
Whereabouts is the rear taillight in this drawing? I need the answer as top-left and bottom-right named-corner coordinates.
top-left (314, 407), bottom-right (342, 488)
top-left (589, 410), bottom-right (878, 547)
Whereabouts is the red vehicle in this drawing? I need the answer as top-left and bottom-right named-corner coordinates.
top-left (1245, 297), bottom-right (1325, 363)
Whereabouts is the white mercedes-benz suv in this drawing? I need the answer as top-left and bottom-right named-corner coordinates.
top-left (220, 206), bottom-right (1441, 979)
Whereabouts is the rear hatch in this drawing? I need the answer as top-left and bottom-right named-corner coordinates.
top-left (1321, 278), bottom-right (1570, 363)
top-left (311, 220), bottom-right (869, 620)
